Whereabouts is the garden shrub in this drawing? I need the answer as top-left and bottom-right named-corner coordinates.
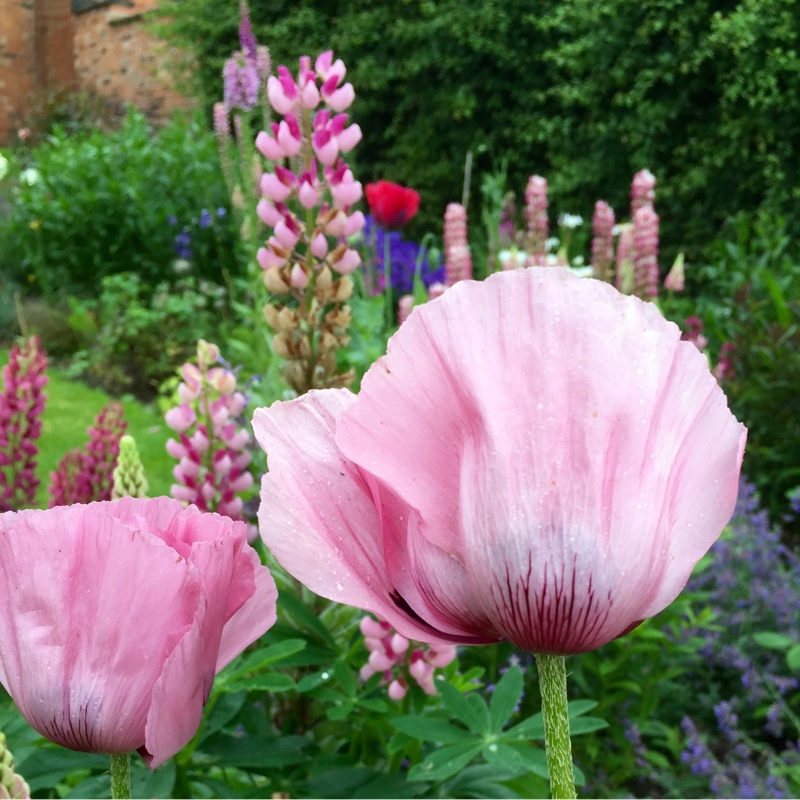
top-left (0, 109), bottom-right (239, 297)
top-left (686, 213), bottom-right (800, 531)
top-left (156, 0), bottom-right (800, 263)
top-left (67, 272), bottom-right (226, 399)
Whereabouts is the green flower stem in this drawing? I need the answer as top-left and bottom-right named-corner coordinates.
top-left (383, 229), bottom-right (392, 329)
top-left (110, 753), bottom-right (131, 799)
top-left (535, 653), bottom-right (576, 799)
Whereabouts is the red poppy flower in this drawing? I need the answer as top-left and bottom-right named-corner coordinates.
top-left (365, 180), bottom-right (420, 229)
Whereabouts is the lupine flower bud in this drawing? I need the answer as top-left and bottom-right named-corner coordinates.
top-left (591, 200), bottom-right (615, 283)
top-left (633, 204), bottom-right (660, 299)
top-left (357, 615), bottom-right (457, 700)
top-left (444, 203), bottom-right (472, 286)
top-left (0, 731), bottom-right (31, 799)
top-left (525, 175), bottom-right (549, 265)
top-left (664, 252), bottom-right (685, 292)
top-left (398, 294), bottom-right (414, 325)
top-left (631, 168), bottom-right (656, 215)
top-left (112, 434), bottom-right (149, 499)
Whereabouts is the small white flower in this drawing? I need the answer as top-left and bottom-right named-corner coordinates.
top-left (572, 255), bottom-right (585, 266)
top-left (545, 236), bottom-right (560, 252)
top-left (558, 213), bottom-right (583, 229)
top-left (19, 167), bottom-right (41, 186)
top-left (0, 154), bottom-right (9, 182)
top-left (172, 259), bottom-right (191, 274)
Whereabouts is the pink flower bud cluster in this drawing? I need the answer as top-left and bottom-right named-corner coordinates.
top-left (682, 316), bottom-right (708, 352)
top-left (525, 175), bottom-right (549, 265)
top-left (255, 50), bottom-right (364, 287)
top-left (49, 402), bottom-right (127, 507)
top-left (591, 200), bottom-right (616, 282)
top-left (397, 294), bottom-right (415, 325)
top-left (443, 203), bottom-right (472, 286)
top-left (0, 337), bottom-right (47, 512)
top-left (632, 204), bottom-right (660, 299)
top-left (165, 341), bottom-right (253, 520)
top-left (714, 342), bottom-right (736, 384)
top-left (359, 616), bottom-right (457, 701)
top-left (631, 168), bottom-right (656, 216)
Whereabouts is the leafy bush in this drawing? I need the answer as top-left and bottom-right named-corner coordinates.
top-left (67, 272), bottom-right (227, 399)
top-left (0, 110), bottom-right (239, 297)
top-left (683, 213), bottom-right (800, 529)
top-left (156, 0), bottom-right (800, 261)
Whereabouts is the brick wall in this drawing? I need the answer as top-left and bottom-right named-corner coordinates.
top-left (0, 0), bottom-right (76, 144)
top-left (73, 1), bottom-right (193, 121)
top-left (0, 0), bottom-right (192, 146)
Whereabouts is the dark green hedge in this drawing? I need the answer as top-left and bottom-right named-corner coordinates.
top-left (156, 0), bottom-right (800, 260)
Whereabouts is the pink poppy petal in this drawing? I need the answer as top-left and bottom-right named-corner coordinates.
top-left (0, 504), bottom-right (203, 755)
top-left (140, 613), bottom-right (208, 769)
top-left (337, 268), bottom-right (746, 653)
top-left (254, 390), bottom-right (462, 643)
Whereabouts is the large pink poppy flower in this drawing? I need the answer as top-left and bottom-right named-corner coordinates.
top-left (255, 268), bottom-right (746, 655)
top-left (0, 497), bottom-right (277, 768)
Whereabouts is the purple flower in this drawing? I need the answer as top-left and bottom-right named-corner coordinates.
top-left (199, 209), bottom-right (212, 229)
top-left (362, 214), bottom-right (444, 295)
top-left (223, 52), bottom-right (260, 112)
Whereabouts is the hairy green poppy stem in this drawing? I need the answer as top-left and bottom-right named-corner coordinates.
top-left (110, 752), bottom-right (131, 799)
top-left (535, 653), bottom-right (576, 799)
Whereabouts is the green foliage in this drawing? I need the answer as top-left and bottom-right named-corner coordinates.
top-left (66, 272), bottom-right (227, 399)
top-left (156, 0), bottom-right (800, 262)
top-left (0, 110), bottom-right (237, 297)
top-left (688, 213), bottom-right (800, 526)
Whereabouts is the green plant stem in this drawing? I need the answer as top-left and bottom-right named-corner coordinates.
top-left (383, 231), bottom-right (392, 329)
top-left (110, 753), bottom-right (131, 799)
top-left (535, 653), bottom-right (576, 800)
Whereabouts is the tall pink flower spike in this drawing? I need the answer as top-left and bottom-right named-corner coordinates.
top-left (254, 268), bottom-right (746, 655)
top-left (0, 498), bottom-right (277, 769)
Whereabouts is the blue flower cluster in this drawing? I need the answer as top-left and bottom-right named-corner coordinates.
top-left (674, 479), bottom-right (800, 798)
top-left (361, 215), bottom-right (444, 295)
top-left (169, 208), bottom-right (227, 260)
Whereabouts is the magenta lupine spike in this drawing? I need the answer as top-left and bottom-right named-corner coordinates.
top-left (682, 316), bottom-right (708, 352)
top-left (615, 223), bottom-right (634, 294)
top-left (443, 202), bottom-right (472, 286)
top-left (591, 200), bottom-right (616, 283)
top-left (255, 50), bottom-right (363, 393)
top-left (633, 204), bottom-right (660, 299)
top-left (397, 295), bottom-right (414, 325)
top-left (631, 168), bottom-right (656, 216)
top-left (48, 402), bottom-right (127, 507)
top-left (358, 615), bottom-right (457, 701)
top-left (0, 336), bottom-right (48, 512)
top-left (165, 341), bottom-right (253, 520)
top-left (524, 175), bottom-right (549, 266)
top-left (427, 282), bottom-right (446, 300)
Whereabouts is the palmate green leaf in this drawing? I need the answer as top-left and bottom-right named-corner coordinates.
top-left (220, 639), bottom-right (307, 683)
top-left (223, 673), bottom-right (297, 693)
top-left (482, 742), bottom-right (524, 773)
top-left (786, 644), bottom-right (800, 671)
top-left (504, 712), bottom-right (544, 740)
top-left (567, 716), bottom-right (608, 735)
top-left (408, 742), bottom-right (485, 782)
top-left (753, 631), bottom-right (794, 651)
top-left (391, 716), bottom-right (476, 744)
top-left (437, 680), bottom-right (491, 734)
top-left (489, 665), bottom-right (524, 733)
top-left (445, 764), bottom-right (524, 799)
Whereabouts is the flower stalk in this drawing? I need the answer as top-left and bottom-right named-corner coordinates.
top-left (109, 753), bottom-right (131, 800)
top-left (535, 653), bottom-right (576, 800)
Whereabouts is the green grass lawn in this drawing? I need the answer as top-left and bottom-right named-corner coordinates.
top-left (2, 349), bottom-right (174, 507)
